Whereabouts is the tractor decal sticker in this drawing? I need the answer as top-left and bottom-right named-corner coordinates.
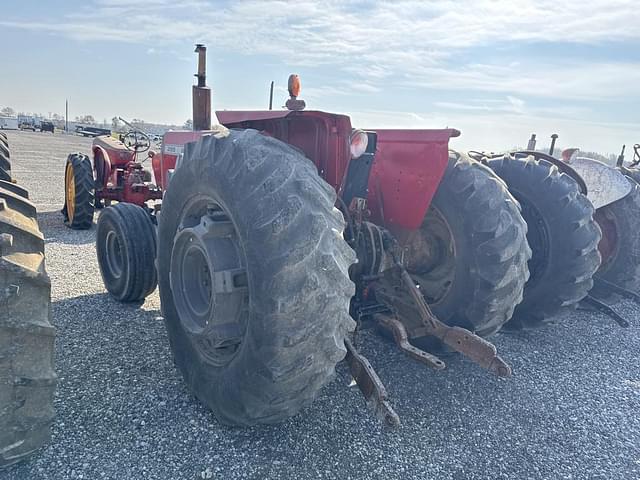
top-left (164, 144), bottom-right (184, 155)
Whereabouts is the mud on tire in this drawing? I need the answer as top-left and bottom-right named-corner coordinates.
top-left (487, 155), bottom-right (602, 328)
top-left (405, 151), bottom-right (531, 342)
top-left (157, 129), bottom-right (356, 426)
top-left (0, 182), bottom-right (56, 469)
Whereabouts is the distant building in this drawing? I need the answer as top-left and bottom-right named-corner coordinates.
top-left (0, 116), bottom-right (18, 130)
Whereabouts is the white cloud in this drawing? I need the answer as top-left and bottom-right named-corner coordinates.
top-left (3, 0), bottom-right (640, 103)
top-left (2, 0), bottom-right (639, 152)
top-left (349, 107), bottom-right (636, 155)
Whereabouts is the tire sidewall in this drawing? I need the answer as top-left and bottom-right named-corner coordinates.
top-left (96, 207), bottom-right (131, 299)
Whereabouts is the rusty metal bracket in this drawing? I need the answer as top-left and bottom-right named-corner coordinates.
top-left (344, 339), bottom-right (400, 428)
top-left (376, 314), bottom-right (445, 370)
top-left (581, 294), bottom-right (630, 328)
top-left (374, 252), bottom-right (512, 377)
top-left (397, 266), bottom-right (511, 377)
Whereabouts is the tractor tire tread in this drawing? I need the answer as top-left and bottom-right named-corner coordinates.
top-left (0, 182), bottom-right (56, 469)
top-left (0, 139), bottom-right (10, 182)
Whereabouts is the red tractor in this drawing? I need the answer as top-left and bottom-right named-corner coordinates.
top-left (63, 45), bottom-right (532, 425)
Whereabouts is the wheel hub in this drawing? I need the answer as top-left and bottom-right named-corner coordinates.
top-left (170, 203), bottom-right (248, 366)
top-left (404, 207), bottom-right (456, 305)
top-left (104, 230), bottom-right (124, 279)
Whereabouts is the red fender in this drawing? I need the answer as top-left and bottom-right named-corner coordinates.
top-left (368, 129), bottom-right (460, 233)
top-left (92, 145), bottom-right (112, 189)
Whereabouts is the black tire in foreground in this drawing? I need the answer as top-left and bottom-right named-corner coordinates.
top-left (96, 203), bottom-right (157, 302)
top-left (487, 155), bottom-right (602, 328)
top-left (157, 129), bottom-right (356, 426)
top-left (404, 151), bottom-right (531, 342)
top-left (0, 182), bottom-right (56, 469)
top-left (62, 153), bottom-right (95, 229)
top-left (0, 180), bottom-right (28, 199)
top-left (0, 135), bottom-right (10, 182)
top-left (592, 179), bottom-right (640, 296)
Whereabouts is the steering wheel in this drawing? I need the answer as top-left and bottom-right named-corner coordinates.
top-left (122, 130), bottom-right (151, 153)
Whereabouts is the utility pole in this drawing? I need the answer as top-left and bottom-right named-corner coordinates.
top-left (65, 100), bottom-right (68, 133)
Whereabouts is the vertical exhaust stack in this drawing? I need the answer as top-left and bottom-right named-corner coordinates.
top-left (527, 133), bottom-right (537, 150)
top-left (192, 44), bottom-right (211, 131)
top-left (549, 133), bottom-right (558, 156)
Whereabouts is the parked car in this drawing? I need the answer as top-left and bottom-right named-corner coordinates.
top-left (40, 121), bottom-right (55, 133)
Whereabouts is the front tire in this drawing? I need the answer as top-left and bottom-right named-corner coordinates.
top-left (96, 203), bottom-right (157, 302)
top-left (487, 155), bottom-right (602, 328)
top-left (157, 129), bottom-right (356, 426)
top-left (404, 151), bottom-right (531, 340)
top-left (63, 153), bottom-right (95, 229)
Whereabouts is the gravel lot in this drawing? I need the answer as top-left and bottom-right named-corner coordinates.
top-left (3, 130), bottom-right (640, 480)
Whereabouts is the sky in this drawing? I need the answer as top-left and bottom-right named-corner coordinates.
top-left (1, 0), bottom-right (639, 154)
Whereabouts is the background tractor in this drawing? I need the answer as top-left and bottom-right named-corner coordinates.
top-left (0, 131), bottom-right (56, 468)
top-left (63, 45), bottom-right (531, 425)
top-left (470, 133), bottom-right (640, 329)
top-left (559, 143), bottom-right (640, 309)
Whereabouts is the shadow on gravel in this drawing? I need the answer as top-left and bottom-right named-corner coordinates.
top-left (38, 210), bottom-right (96, 245)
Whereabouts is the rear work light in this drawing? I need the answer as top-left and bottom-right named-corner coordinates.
top-left (350, 129), bottom-right (369, 159)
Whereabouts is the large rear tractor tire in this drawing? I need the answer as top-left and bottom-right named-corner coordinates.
top-left (592, 179), bottom-right (640, 296)
top-left (487, 155), bottom-right (602, 328)
top-left (157, 129), bottom-right (356, 426)
top-left (0, 182), bottom-right (56, 469)
top-left (96, 203), bottom-right (158, 303)
top-left (404, 151), bottom-right (531, 343)
top-left (0, 134), bottom-right (11, 182)
top-left (62, 153), bottom-right (95, 230)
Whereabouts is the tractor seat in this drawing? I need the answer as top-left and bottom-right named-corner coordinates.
top-left (94, 135), bottom-right (130, 154)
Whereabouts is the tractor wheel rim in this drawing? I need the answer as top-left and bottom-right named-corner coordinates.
top-left (105, 230), bottom-right (124, 279)
top-left (65, 162), bottom-right (76, 222)
top-left (404, 206), bottom-right (456, 305)
top-left (170, 196), bottom-right (249, 367)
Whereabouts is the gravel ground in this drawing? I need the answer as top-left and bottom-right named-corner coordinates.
top-left (3, 130), bottom-right (640, 480)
